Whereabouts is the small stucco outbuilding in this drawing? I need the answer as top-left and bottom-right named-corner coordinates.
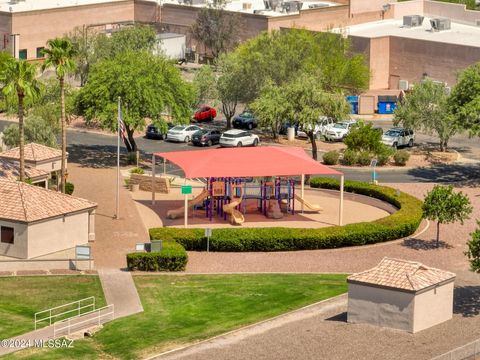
top-left (347, 258), bottom-right (456, 333)
top-left (0, 159), bottom-right (49, 188)
top-left (0, 179), bottom-right (96, 259)
top-left (0, 143), bottom-right (66, 188)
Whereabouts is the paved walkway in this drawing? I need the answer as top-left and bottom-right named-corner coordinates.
top-left (69, 163), bottom-right (150, 269)
top-left (98, 269), bottom-right (143, 319)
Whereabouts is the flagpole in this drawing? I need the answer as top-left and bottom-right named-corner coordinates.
top-left (115, 96), bottom-right (120, 220)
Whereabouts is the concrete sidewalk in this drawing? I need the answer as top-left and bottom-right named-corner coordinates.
top-left (99, 269), bottom-right (143, 319)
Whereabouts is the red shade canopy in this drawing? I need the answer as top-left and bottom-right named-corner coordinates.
top-left (154, 146), bottom-right (342, 179)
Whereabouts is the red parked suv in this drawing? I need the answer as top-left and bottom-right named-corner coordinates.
top-left (193, 106), bottom-right (217, 122)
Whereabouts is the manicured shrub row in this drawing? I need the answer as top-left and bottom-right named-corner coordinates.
top-left (149, 178), bottom-right (423, 252)
top-left (126, 241), bottom-right (188, 271)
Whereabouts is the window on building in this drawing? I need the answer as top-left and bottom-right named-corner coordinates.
top-left (36, 47), bottom-right (44, 59)
top-left (1, 226), bottom-right (14, 244)
top-left (19, 49), bottom-right (27, 60)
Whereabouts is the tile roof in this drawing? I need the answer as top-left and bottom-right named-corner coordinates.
top-left (347, 258), bottom-right (456, 292)
top-left (0, 178), bottom-right (96, 223)
top-left (0, 160), bottom-right (49, 181)
top-left (0, 143), bottom-right (62, 163)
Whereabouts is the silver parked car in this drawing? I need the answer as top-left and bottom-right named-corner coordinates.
top-left (381, 128), bottom-right (415, 148)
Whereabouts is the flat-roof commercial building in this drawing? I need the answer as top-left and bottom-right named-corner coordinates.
top-left (0, 0), bottom-right (392, 60)
top-left (346, 0), bottom-right (480, 89)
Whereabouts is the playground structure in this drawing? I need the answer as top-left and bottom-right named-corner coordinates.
top-left (167, 177), bottom-right (319, 225)
top-left (152, 146), bottom-right (345, 228)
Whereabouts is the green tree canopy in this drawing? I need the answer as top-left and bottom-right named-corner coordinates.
top-left (192, 65), bottom-right (218, 107)
top-left (2, 115), bottom-right (58, 148)
top-left (77, 51), bottom-right (194, 151)
top-left (287, 75), bottom-right (350, 160)
top-left (449, 63), bottom-right (480, 137)
top-left (250, 81), bottom-right (292, 139)
top-left (344, 121), bottom-right (383, 154)
top-left (422, 185), bottom-right (472, 247)
top-left (190, 2), bottom-right (242, 59)
top-left (0, 57), bottom-right (40, 181)
top-left (232, 29), bottom-right (369, 104)
top-left (466, 221), bottom-right (480, 273)
top-left (394, 79), bottom-right (455, 151)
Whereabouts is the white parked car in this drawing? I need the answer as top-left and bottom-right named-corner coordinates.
top-left (297, 117), bottom-right (335, 139)
top-left (324, 120), bottom-right (357, 141)
top-left (381, 128), bottom-right (415, 148)
top-left (219, 129), bottom-right (260, 147)
top-left (166, 125), bottom-right (202, 143)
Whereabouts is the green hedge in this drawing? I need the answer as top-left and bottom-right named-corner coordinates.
top-left (126, 241), bottom-right (188, 271)
top-left (149, 178), bottom-right (423, 252)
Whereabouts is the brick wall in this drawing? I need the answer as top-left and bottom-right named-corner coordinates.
top-left (130, 174), bottom-right (170, 193)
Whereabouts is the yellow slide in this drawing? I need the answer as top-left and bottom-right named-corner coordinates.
top-left (223, 198), bottom-right (245, 225)
top-left (294, 194), bottom-right (323, 212)
top-left (167, 189), bottom-right (210, 219)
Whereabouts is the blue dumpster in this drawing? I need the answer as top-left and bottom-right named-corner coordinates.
top-left (377, 95), bottom-right (398, 114)
top-left (346, 96), bottom-right (359, 114)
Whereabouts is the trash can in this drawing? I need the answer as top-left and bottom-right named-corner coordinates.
top-left (287, 127), bottom-right (295, 141)
top-left (346, 96), bottom-right (359, 114)
top-left (377, 96), bottom-right (398, 114)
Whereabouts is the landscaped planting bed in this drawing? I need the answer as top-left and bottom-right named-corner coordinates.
top-left (149, 178), bottom-right (423, 252)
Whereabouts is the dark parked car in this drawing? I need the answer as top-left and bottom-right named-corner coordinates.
top-left (233, 111), bottom-right (257, 130)
top-left (145, 123), bottom-right (174, 140)
top-left (193, 106), bottom-right (217, 122)
top-left (192, 129), bottom-right (222, 146)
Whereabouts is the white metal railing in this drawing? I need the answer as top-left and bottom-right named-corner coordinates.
top-left (53, 304), bottom-right (114, 338)
top-left (431, 338), bottom-right (480, 360)
top-left (34, 297), bottom-right (95, 330)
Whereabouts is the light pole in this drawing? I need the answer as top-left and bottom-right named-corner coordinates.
top-left (10, 33), bottom-right (19, 58)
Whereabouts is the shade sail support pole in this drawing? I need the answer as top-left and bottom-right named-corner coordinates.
top-left (339, 175), bottom-right (344, 226)
top-left (301, 174), bottom-right (305, 214)
top-left (152, 154), bottom-right (156, 205)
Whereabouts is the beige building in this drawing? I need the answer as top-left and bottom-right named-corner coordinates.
top-left (347, 258), bottom-right (456, 333)
top-left (0, 0), bottom-right (390, 60)
top-left (0, 178), bottom-right (96, 259)
top-left (347, 1), bottom-right (480, 89)
top-left (0, 159), bottom-right (49, 187)
top-left (0, 143), bottom-right (66, 187)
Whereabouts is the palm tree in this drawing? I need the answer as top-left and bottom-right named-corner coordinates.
top-left (0, 57), bottom-right (39, 181)
top-left (42, 38), bottom-right (76, 193)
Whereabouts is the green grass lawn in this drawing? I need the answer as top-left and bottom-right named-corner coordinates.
top-left (7, 274), bottom-right (347, 360)
top-left (6, 274), bottom-right (347, 360)
top-left (0, 276), bottom-right (106, 339)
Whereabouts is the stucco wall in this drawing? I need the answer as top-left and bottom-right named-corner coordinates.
top-left (413, 281), bottom-right (454, 333)
top-left (391, 0), bottom-right (425, 19)
top-left (424, 0), bottom-right (480, 25)
top-left (9, 0), bottom-right (135, 60)
top-left (0, 220), bottom-right (28, 259)
top-left (27, 212), bottom-right (90, 259)
top-left (347, 283), bottom-right (415, 332)
top-left (32, 159), bottom-right (64, 173)
top-left (389, 36), bottom-right (480, 87)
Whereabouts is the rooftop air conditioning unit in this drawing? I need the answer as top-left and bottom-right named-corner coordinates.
top-left (403, 15), bottom-right (424, 27)
top-left (430, 18), bottom-right (451, 31)
top-left (308, 3), bottom-right (328, 9)
top-left (281, 0), bottom-right (302, 13)
top-left (242, 2), bottom-right (252, 9)
top-left (399, 80), bottom-right (409, 91)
